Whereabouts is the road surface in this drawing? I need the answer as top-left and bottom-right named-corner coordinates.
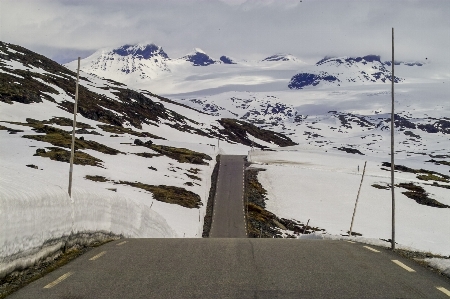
top-left (9, 239), bottom-right (450, 298)
top-left (209, 155), bottom-right (247, 238)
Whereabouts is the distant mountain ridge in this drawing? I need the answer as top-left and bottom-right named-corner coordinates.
top-left (287, 54), bottom-right (420, 89)
top-left (65, 43), bottom-right (425, 93)
top-left (262, 53), bottom-right (300, 62)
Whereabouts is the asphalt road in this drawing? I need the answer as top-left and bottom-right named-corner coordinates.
top-left (9, 239), bottom-right (450, 298)
top-left (209, 155), bottom-right (247, 238)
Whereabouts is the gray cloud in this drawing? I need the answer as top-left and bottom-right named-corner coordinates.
top-left (1, 0), bottom-right (449, 64)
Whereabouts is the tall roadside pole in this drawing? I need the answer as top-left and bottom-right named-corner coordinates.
top-left (68, 57), bottom-right (81, 197)
top-left (391, 28), bottom-right (396, 250)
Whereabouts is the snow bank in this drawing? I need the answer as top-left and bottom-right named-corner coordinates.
top-left (0, 169), bottom-right (175, 279)
top-left (424, 258), bottom-right (450, 276)
top-left (301, 233), bottom-right (408, 250)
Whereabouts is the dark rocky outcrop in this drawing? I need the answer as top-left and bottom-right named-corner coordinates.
top-left (217, 118), bottom-right (297, 148)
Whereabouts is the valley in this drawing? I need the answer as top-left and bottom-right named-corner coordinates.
top-left (1, 40), bottom-right (450, 285)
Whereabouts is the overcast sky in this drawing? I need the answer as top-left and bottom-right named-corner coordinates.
top-left (1, 0), bottom-right (449, 64)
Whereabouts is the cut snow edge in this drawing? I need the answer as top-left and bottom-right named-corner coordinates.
top-left (0, 170), bottom-right (176, 279)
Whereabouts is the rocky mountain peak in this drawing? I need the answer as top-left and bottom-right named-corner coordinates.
top-left (219, 55), bottom-right (236, 64)
top-left (182, 49), bottom-right (216, 66)
top-left (316, 55), bottom-right (382, 66)
top-left (262, 54), bottom-right (299, 62)
top-left (112, 43), bottom-right (169, 60)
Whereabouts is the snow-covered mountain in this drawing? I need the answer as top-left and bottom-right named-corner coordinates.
top-left (65, 43), bottom-right (172, 83)
top-left (66, 44), bottom-right (430, 95)
top-left (262, 53), bottom-right (301, 62)
top-left (288, 55), bottom-right (406, 89)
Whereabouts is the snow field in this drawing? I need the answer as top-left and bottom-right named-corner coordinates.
top-left (249, 148), bottom-right (450, 256)
top-left (0, 123), bottom-right (221, 239)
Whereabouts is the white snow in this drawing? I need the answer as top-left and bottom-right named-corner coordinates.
top-left (424, 258), bottom-right (450, 276)
top-left (0, 67), bottom-right (24, 79)
top-left (0, 165), bottom-right (176, 278)
top-left (249, 148), bottom-right (450, 256)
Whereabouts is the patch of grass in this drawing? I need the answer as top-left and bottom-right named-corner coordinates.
top-left (117, 181), bottom-right (202, 208)
top-left (46, 117), bottom-right (93, 129)
top-left (381, 162), bottom-right (420, 174)
top-left (187, 168), bottom-right (201, 174)
top-left (417, 173), bottom-right (449, 183)
top-left (97, 124), bottom-right (164, 139)
top-left (23, 131), bottom-right (121, 155)
top-left (11, 119), bottom-right (122, 155)
top-left (426, 159), bottom-right (450, 167)
top-left (134, 152), bottom-right (162, 158)
top-left (247, 202), bottom-right (276, 225)
top-left (148, 144), bottom-right (212, 165)
top-left (382, 162), bottom-right (450, 183)
top-left (85, 175), bottom-right (109, 182)
top-left (397, 182), bottom-right (449, 208)
top-left (0, 124), bottom-right (23, 134)
top-left (372, 183), bottom-right (390, 190)
top-left (185, 173), bottom-right (201, 181)
top-left (75, 128), bottom-right (103, 135)
top-left (34, 147), bottom-right (103, 167)
top-left (134, 139), bottom-right (211, 165)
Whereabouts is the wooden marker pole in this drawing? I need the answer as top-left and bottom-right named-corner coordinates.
top-left (302, 219), bottom-right (310, 234)
top-left (349, 161), bottom-right (367, 236)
